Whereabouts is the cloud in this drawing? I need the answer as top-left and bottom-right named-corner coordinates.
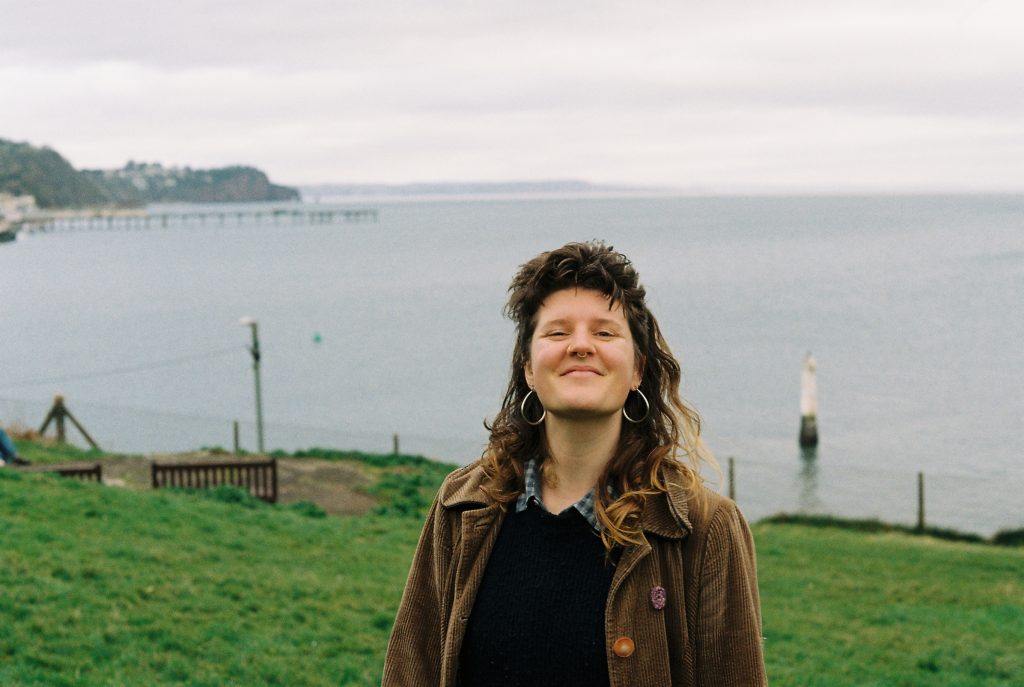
top-left (2, 0), bottom-right (1023, 189)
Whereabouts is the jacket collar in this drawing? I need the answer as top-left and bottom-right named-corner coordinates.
top-left (440, 461), bottom-right (693, 539)
top-left (642, 465), bottom-right (693, 539)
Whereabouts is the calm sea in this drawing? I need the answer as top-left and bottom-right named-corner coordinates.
top-left (1, 194), bottom-right (1021, 534)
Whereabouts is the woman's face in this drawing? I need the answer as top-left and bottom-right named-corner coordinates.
top-left (524, 288), bottom-right (640, 421)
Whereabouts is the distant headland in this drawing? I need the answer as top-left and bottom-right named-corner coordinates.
top-left (0, 138), bottom-right (299, 209)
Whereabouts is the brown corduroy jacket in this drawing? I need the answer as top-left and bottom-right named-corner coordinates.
top-left (382, 461), bottom-right (767, 686)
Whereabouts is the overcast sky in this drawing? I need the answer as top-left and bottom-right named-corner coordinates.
top-left (2, 0), bottom-right (1022, 192)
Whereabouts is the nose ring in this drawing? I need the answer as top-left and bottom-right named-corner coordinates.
top-left (567, 345), bottom-right (588, 359)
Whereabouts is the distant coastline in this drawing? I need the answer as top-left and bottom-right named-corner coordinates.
top-left (0, 137), bottom-right (299, 209)
top-left (294, 181), bottom-right (1023, 203)
top-left (298, 179), bottom-right (679, 203)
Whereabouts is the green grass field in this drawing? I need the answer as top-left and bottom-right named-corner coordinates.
top-left (1, 439), bottom-right (1022, 686)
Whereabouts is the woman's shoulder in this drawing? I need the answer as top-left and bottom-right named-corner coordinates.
top-left (659, 462), bottom-right (746, 536)
top-left (436, 459), bottom-right (493, 508)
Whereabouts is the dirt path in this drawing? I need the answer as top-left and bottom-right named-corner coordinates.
top-left (274, 458), bottom-right (376, 515)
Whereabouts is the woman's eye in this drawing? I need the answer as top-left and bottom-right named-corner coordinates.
top-left (596, 330), bottom-right (615, 337)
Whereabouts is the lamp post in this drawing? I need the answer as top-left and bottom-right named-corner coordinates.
top-left (240, 316), bottom-right (265, 453)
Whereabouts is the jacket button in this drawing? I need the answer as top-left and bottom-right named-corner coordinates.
top-left (612, 636), bottom-right (635, 658)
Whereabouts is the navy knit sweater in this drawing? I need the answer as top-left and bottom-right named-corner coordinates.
top-left (460, 503), bottom-right (615, 687)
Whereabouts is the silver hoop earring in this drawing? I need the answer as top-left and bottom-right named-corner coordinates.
top-left (520, 389), bottom-right (546, 426)
top-left (622, 388), bottom-right (650, 424)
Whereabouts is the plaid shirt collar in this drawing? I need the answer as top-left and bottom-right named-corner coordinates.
top-left (515, 459), bottom-right (600, 531)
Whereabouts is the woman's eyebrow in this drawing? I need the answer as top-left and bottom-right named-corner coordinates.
top-left (538, 317), bottom-right (622, 327)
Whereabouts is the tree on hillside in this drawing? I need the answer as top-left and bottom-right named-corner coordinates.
top-left (0, 139), bottom-right (110, 208)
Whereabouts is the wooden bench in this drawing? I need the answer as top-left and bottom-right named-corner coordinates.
top-left (151, 458), bottom-right (278, 503)
top-left (52, 463), bottom-right (103, 483)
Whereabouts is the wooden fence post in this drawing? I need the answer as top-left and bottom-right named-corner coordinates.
top-left (728, 457), bottom-right (735, 502)
top-left (392, 433), bottom-right (400, 455)
top-left (917, 472), bottom-right (925, 532)
top-left (38, 394), bottom-right (99, 449)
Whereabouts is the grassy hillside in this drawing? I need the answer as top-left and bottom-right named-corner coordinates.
top-left (757, 523), bottom-right (1022, 685)
top-left (0, 447), bottom-right (448, 687)
top-left (1, 444), bottom-right (1021, 686)
top-left (9, 434), bottom-right (107, 466)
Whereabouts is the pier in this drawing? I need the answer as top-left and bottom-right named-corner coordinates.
top-left (14, 207), bottom-right (378, 234)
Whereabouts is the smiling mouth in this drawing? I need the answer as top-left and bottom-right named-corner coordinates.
top-left (562, 367), bottom-right (601, 376)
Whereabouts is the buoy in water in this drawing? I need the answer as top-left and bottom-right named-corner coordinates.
top-left (799, 352), bottom-right (819, 447)
top-left (312, 332), bottom-right (322, 344)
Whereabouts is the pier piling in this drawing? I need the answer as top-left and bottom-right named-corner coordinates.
top-left (799, 352), bottom-right (819, 447)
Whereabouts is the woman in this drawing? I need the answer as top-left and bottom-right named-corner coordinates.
top-left (383, 241), bottom-right (766, 686)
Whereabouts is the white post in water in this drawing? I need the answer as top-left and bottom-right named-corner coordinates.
top-left (799, 352), bottom-right (819, 447)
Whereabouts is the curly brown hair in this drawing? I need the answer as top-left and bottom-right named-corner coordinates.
top-left (481, 240), bottom-right (714, 551)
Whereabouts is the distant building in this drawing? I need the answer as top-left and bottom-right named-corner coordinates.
top-left (0, 193), bottom-right (38, 222)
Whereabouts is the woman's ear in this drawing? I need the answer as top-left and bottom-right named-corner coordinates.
top-left (633, 354), bottom-right (645, 389)
top-left (524, 362), bottom-right (534, 388)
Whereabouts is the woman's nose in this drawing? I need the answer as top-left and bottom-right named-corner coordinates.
top-left (566, 328), bottom-right (595, 356)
